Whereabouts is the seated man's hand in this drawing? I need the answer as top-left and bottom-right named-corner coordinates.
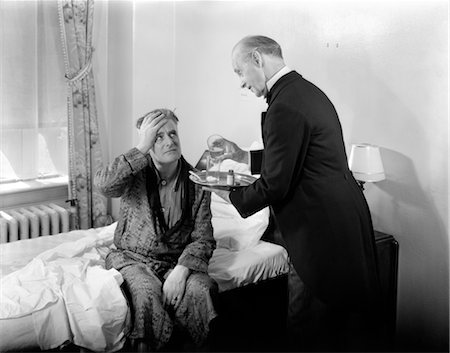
top-left (162, 265), bottom-right (190, 309)
top-left (136, 111), bottom-right (167, 154)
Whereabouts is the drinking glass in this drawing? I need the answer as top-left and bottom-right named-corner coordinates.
top-left (206, 135), bottom-right (225, 183)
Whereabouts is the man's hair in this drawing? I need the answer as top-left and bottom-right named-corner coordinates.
top-left (236, 35), bottom-right (283, 59)
top-left (136, 108), bottom-right (179, 129)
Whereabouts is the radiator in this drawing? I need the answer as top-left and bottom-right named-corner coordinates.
top-left (0, 203), bottom-right (71, 243)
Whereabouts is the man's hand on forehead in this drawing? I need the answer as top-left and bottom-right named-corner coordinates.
top-left (140, 113), bottom-right (167, 131)
top-left (136, 112), bottom-right (168, 154)
top-left (137, 110), bottom-right (166, 129)
top-left (142, 110), bottom-right (164, 124)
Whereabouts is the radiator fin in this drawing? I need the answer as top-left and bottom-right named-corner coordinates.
top-left (0, 203), bottom-right (72, 243)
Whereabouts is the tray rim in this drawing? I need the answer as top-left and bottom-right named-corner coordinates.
top-left (189, 170), bottom-right (256, 190)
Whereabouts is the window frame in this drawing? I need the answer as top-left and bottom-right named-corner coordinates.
top-left (0, 176), bottom-right (68, 209)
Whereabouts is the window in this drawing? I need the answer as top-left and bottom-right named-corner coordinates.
top-left (0, 1), bottom-right (67, 185)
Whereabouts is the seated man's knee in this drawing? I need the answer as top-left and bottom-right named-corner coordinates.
top-left (185, 273), bottom-right (218, 301)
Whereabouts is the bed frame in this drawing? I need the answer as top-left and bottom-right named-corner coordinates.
top-left (209, 273), bottom-right (288, 352)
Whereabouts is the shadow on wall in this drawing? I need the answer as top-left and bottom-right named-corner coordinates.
top-left (371, 147), bottom-right (449, 352)
top-left (377, 147), bottom-right (447, 241)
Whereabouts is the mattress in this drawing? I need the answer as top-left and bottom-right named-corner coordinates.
top-left (0, 222), bottom-right (289, 352)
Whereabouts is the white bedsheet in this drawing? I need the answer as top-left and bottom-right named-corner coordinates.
top-left (0, 223), bottom-right (129, 352)
top-left (0, 222), bottom-right (289, 351)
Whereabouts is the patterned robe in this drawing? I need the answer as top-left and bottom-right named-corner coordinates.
top-left (95, 148), bottom-right (217, 350)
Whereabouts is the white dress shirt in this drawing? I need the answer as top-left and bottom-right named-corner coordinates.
top-left (266, 66), bottom-right (292, 92)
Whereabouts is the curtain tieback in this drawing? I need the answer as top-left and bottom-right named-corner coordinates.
top-left (65, 53), bottom-right (93, 84)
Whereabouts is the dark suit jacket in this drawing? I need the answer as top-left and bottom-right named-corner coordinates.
top-left (230, 71), bottom-right (380, 310)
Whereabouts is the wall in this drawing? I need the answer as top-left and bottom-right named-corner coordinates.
top-left (95, 0), bottom-right (135, 217)
top-left (100, 1), bottom-right (448, 351)
top-left (134, 1), bottom-right (176, 121)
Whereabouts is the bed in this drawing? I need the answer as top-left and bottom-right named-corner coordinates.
top-left (0, 160), bottom-right (290, 352)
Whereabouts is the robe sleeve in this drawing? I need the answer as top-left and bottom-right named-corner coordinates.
top-left (94, 147), bottom-right (149, 198)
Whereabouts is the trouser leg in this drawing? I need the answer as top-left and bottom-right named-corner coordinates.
top-left (173, 272), bottom-right (219, 347)
top-left (287, 262), bottom-right (384, 352)
top-left (120, 264), bottom-right (173, 350)
top-left (287, 263), bottom-right (336, 352)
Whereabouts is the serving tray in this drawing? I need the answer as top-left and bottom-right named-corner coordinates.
top-left (189, 170), bottom-right (257, 190)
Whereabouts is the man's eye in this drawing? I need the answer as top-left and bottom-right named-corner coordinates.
top-left (170, 132), bottom-right (177, 138)
top-left (155, 135), bottom-right (163, 142)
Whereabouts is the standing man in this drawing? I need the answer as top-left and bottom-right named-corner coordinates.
top-left (209, 35), bottom-right (382, 351)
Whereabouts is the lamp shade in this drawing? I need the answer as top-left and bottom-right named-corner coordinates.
top-left (348, 143), bottom-right (385, 182)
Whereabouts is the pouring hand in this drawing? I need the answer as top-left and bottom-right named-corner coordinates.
top-left (215, 138), bottom-right (249, 164)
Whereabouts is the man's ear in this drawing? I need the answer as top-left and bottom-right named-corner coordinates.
top-left (251, 50), bottom-right (263, 68)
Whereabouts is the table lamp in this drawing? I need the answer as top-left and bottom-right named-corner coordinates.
top-left (348, 143), bottom-right (385, 190)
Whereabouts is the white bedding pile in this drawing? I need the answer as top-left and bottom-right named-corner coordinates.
top-left (0, 223), bottom-right (129, 352)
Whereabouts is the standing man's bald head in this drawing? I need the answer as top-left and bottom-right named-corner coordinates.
top-left (232, 35), bottom-right (284, 60)
top-left (231, 35), bottom-right (286, 98)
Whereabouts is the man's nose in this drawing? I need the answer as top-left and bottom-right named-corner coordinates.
top-left (164, 135), bottom-right (175, 146)
top-left (240, 80), bottom-right (247, 89)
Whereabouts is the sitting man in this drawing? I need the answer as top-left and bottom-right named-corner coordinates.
top-left (95, 109), bottom-right (217, 352)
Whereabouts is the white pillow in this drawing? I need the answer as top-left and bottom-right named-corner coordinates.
top-left (210, 159), bottom-right (269, 251)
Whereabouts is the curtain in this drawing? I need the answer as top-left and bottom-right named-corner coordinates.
top-left (57, 0), bottom-right (109, 229)
top-left (0, 1), bottom-right (67, 183)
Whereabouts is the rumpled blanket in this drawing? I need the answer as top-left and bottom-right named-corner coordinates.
top-left (0, 222), bottom-right (129, 352)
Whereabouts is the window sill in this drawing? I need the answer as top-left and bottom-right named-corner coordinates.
top-left (0, 176), bottom-right (68, 210)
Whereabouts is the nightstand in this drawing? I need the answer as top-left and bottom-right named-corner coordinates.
top-left (374, 230), bottom-right (399, 349)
